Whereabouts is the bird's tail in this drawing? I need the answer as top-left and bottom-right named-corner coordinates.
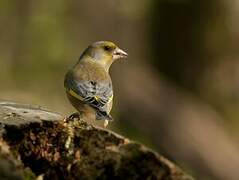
top-left (96, 110), bottom-right (113, 121)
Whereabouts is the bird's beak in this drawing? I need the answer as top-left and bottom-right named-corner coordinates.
top-left (113, 48), bottom-right (128, 60)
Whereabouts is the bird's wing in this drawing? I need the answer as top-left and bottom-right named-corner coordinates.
top-left (65, 73), bottom-right (113, 116)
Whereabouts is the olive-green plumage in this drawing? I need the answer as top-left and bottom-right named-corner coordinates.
top-left (64, 41), bottom-right (127, 124)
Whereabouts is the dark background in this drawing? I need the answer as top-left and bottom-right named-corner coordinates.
top-left (1, 0), bottom-right (239, 179)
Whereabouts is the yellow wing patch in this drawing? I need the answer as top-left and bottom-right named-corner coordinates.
top-left (95, 96), bottom-right (100, 101)
top-left (68, 89), bottom-right (113, 104)
top-left (69, 89), bottom-right (84, 101)
top-left (108, 94), bottom-right (113, 103)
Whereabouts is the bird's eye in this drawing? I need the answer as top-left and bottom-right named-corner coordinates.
top-left (104, 45), bottom-right (111, 51)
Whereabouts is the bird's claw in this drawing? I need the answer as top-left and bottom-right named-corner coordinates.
top-left (67, 112), bottom-right (81, 122)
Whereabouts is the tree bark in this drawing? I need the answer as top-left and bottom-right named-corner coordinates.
top-left (0, 101), bottom-right (193, 180)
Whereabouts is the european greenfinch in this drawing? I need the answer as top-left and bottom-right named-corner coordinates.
top-left (64, 41), bottom-right (128, 127)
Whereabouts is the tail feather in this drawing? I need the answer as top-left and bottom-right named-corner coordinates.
top-left (96, 111), bottom-right (113, 121)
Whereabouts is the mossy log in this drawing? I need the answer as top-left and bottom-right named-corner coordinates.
top-left (0, 101), bottom-right (193, 180)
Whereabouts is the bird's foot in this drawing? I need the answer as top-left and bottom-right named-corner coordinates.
top-left (64, 112), bottom-right (81, 123)
top-left (68, 112), bottom-right (81, 120)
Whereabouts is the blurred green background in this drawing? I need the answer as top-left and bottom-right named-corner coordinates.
top-left (1, 0), bottom-right (239, 179)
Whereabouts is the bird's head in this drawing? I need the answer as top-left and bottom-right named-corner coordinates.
top-left (81, 41), bottom-right (128, 70)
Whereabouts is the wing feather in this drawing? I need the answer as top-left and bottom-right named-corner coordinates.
top-left (64, 72), bottom-right (113, 114)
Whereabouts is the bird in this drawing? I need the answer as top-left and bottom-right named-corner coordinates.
top-left (64, 41), bottom-right (128, 127)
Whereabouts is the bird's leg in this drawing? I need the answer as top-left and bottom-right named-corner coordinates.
top-left (67, 112), bottom-right (81, 121)
top-left (104, 120), bottom-right (109, 127)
